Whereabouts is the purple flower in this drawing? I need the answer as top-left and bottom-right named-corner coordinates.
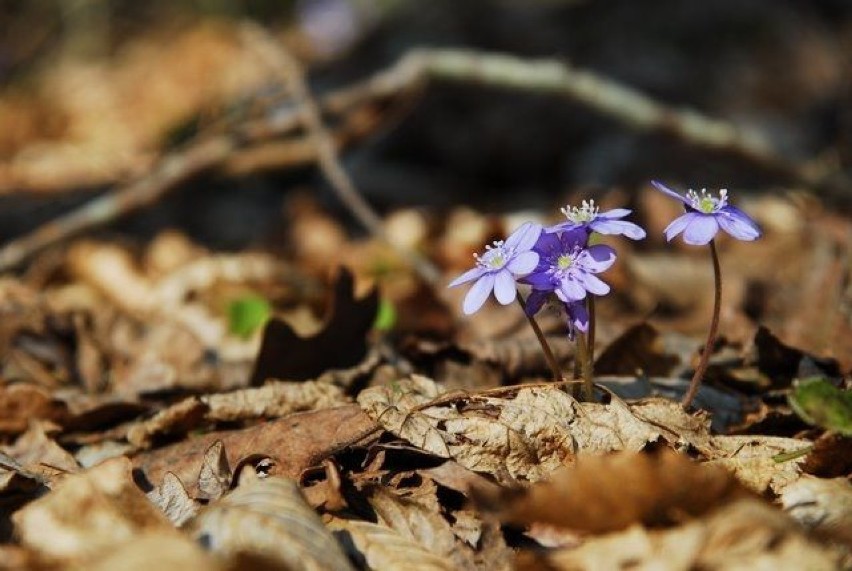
top-left (526, 289), bottom-right (589, 339)
top-left (449, 222), bottom-right (542, 315)
top-left (522, 228), bottom-right (616, 302)
top-left (651, 181), bottom-right (762, 245)
top-left (546, 199), bottom-right (646, 240)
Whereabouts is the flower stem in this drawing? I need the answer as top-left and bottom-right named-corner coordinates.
top-left (575, 332), bottom-right (595, 401)
top-left (587, 295), bottom-right (596, 362)
top-left (516, 296), bottom-right (564, 383)
top-left (682, 239), bottom-right (721, 409)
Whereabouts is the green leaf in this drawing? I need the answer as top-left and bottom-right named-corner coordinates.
top-left (372, 297), bottom-right (397, 332)
top-left (788, 376), bottom-right (852, 436)
top-left (228, 295), bottom-right (272, 339)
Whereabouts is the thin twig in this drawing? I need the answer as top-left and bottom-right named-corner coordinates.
top-left (242, 25), bottom-right (441, 285)
top-left (516, 295), bottom-right (565, 383)
top-left (0, 46), bottom-right (822, 271)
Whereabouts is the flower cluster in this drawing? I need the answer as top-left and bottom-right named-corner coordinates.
top-left (449, 184), bottom-right (761, 337)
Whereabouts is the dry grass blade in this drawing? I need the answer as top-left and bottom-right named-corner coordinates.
top-left (329, 518), bottom-right (456, 571)
top-left (188, 474), bottom-right (354, 571)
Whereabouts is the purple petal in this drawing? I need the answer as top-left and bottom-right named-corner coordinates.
top-left (682, 215), bottom-right (720, 245)
top-left (590, 219), bottom-right (646, 240)
top-left (521, 270), bottom-right (555, 289)
top-left (717, 206), bottom-right (761, 241)
top-left (448, 266), bottom-right (487, 288)
top-left (531, 232), bottom-right (562, 254)
top-left (493, 270), bottom-right (517, 305)
top-left (559, 279), bottom-right (587, 301)
top-left (504, 222), bottom-right (542, 252)
top-left (582, 245), bottom-right (617, 272)
top-left (525, 290), bottom-right (549, 316)
top-left (462, 273), bottom-right (495, 315)
top-left (651, 180), bottom-right (690, 206)
top-left (567, 302), bottom-right (589, 332)
top-left (557, 228), bottom-right (590, 250)
top-left (596, 208), bottom-right (631, 220)
top-left (663, 212), bottom-right (697, 241)
top-left (507, 250), bottom-right (539, 274)
top-left (578, 272), bottom-right (611, 296)
top-left (544, 221), bottom-right (576, 234)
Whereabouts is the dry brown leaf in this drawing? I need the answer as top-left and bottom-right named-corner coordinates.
top-left (188, 474), bottom-right (354, 571)
top-left (781, 476), bottom-right (852, 544)
top-left (202, 379), bottom-right (349, 422)
top-left (358, 376), bottom-right (712, 483)
top-left (476, 450), bottom-right (753, 534)
top-left (84, 531), bottom-right (223, 571)
top-left (13, 457), bottom-right (175, 562)
top-left (0, 384), bottom-right (68, 435)
top-left (133, 405), bottom-right (378, 492)
top-left (368, 485), bottom-right (479, 569)
top-left (519, 499), bottom-right (844, 571)
top-left (126, 397), bottom-right (208, 448)
top-left (147, 472), bottom-right (200, 528)
top-left (706, 435), bottom-right (810, 494)
top-left (328, 518), bottom-right (456, 571)
top-left (1, 421), bottom-right (79, 482)
top-left (197, 441), bottom-right (232, 501)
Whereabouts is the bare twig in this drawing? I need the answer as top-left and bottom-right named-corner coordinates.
top-left (242, 25), bottom-right (441, 285)
top-left (0, 46), bottom-right (823, 271)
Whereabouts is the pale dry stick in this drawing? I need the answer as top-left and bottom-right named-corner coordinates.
top-left (0, 48), bottom-right (819, 272)
top-left (242, 25), bottom-right (441, 285)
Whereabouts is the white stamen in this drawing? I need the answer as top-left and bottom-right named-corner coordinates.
top-left (561, 199), bottom-right (600, 223)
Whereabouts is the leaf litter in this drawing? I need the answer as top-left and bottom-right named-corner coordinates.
top-left (0, 9), bottom-right (851, 569)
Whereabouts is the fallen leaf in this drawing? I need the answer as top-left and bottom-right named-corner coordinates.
top-left (706, 435), bottom-right (811, 494)
top-left (474, 450), bottom-right (753, 534)
top-left (781, 476), bottom-right (852, 544)
top-left (196, 441), bottom-right (232, 501)
top-left (146, 472), bottom-right (201, 528)
top-left (188, 474), bottom-right (354, 571)
top-left (13, 457), bottom-right (175, 562)
top-left (594, 322), bottom-right (679, 377)
top-left (329, 518), bottom-right (456, 571)
top-left (250, 267), bottom-right (378, 384)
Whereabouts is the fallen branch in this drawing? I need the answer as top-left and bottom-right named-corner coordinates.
top-left (0, 46), bottom-right (824, 272)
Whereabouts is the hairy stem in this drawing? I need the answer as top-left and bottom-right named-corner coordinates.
top-left (516, 296), bottom-right (564, 383)
top-left (576, 332), bottom-right (595, 401)
top-left (682, 239), bottom-right (722, 409)
top-left (587, 295), bottom-right (596, 363)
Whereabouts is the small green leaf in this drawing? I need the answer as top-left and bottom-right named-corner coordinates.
top-left (788, 376), bottom-right (852, 436)
top-left (228, 295), bottom-right (272, 339)
top-left (373, 297), bottom-right (397, 332)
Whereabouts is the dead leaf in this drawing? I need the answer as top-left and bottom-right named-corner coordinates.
top-left (202, 379), bottom-right (349, 422)
top-left (781, 476), bottom-right (852, 545)
top-left (250, 267), bottom-right (378, 384)
top-left (13, 457), bottom-right (175, 562)
top-left (329, 518), bottom-right (456, 571)
top-left (126, 397), bottom-right (209, 448)
top-left (133, 405), bottom-right (378, 488)
top-left (0, 383), bottom-right (68, 435)
top-left (197, 441), bottom-right (232, 501)
top-left (1, 421), bottom-right (79, 484)
top-left (146, 472), bottom-right (201, 528)
top-left (359, 377), bottom-right (714, 483)
top-left (188, 474), bottom-right (354, 571)
top-left (594, 322), bottom-right (680, 377)
top-left (518, 499), bottom-right (844, 571)
top-left (475, 450), bottom-right (753, 534)
top-left (85, 531), bottom-right (223, 571)
top-left (706, 435), bottom-right (810, 494)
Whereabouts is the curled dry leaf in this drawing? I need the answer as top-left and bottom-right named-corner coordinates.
top-left (475, 450), bottom-right (754, 534)
top-left (781, 476), bottom-right (852, 544)
top-left (517, 499), bottom-right (845, 571)
top-left (201, 379), bottom-right (349, 422)
top-left (0, 384), bottom-right (68, 435)
top-left (147, 472), bottom-right (200, 528)
top-left (196, 441), bottom-right (232, 501)
top-left (133, 405), bottom-right (378, 488)
top-left (188, 475), bottom-right (354, 571)
top-left (1, 421), bottom-right (79, 483)
top-left (328, 518), bottom-right (456, 571)
top-left (706, 435), bottom-right (811, 494)
top-left (358, 376), bottom-right (713, 483)
top-left (12, 457), bottom-right (175, 562)
top-left (126, 397), bottom-right (208, 448)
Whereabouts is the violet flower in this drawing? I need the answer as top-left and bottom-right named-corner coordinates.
top-left (522, 228), bottom-right (616, 302)
top-left (651, 181), bottom-right (761, 245)
top-left (546, 199), bottom-right (646, 240)
top-left (526, 289), bottom-right (589, 340)
top-left (449, 222), bottom-right (542, 315)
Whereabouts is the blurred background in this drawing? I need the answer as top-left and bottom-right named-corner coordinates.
top-left (1, 0), bottom-right (850, 249)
